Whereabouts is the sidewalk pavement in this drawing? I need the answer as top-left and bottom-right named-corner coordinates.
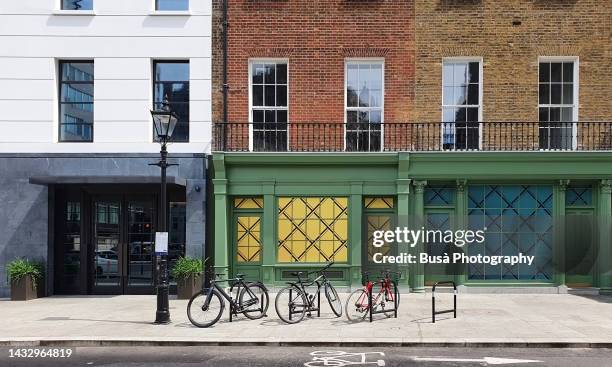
top-left (1, 292), bottom-right (611, 347)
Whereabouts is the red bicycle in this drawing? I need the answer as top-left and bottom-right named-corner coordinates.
top-left (345, 270), bottom-right (401, 321)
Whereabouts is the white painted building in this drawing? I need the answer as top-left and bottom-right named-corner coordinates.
top-left (0, 0), bottom-right (212, 297)
top-left (0, 0), bottom-right (211, 153)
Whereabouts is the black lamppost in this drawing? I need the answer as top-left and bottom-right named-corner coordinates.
top-left (151, 98), bottom-right (178, 324)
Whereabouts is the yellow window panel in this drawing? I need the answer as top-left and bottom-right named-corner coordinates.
top-left (235, 215), bottom-right (261, 263)
top-left (234, 197), bottom-right (263, 209)
top-left (334, 246), bottom-right (348, 262)
top-left (364, 197), bottom-right (394, 209)
top-left (277, 197), bottom-right (348, 263)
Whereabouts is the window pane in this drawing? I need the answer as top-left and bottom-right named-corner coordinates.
top-left (370, 89), bottom-right (382, 107)
top-left (454, 86), bottom-right (466, 105)
top-left (539, 107), bottom-right (549, 122)
top-left (370, 110), bottom-right (381, 124)
top-left (359, 87), bottom-right (370, 107)
top-left (276, 85), bottom-right (287, 107)
top-left (62, 62), bottom-right (94, 82)
top-left (468, 62), bottom-right (479, 83)
top-left (155, 62), bottom-right (189, 82)
top-left (264, 64), bottom-right (275, 84)
top-left (562, 84), bottom-right (573, 104)
top-left (253, 110), bottom-right (264, 123)
top-left (264, 85), bottom-right (275, 106)
top-left (61, 84), bottom-right (94, 103)
top-left (252, 64), bottom-right (264, 84)
top-left (442, 64), bottom-right (453, 86)
top-left (539, 83), bottom-right (550, 104)
top-left (539, 63), bottom-right (550, 83)
top-left (563, 62), bottom-right (573, 83)
top-left (265, 110), bottom-right (275, 123)
top-left (467, 84), bottom-right (479, 105)
top-left (370, 64), bottom-right (383, 89)
top-left (467, 107), bottom-right (478, 122)
top-left (277, 110), bottom-right (287, 123)
top-left (62, 0), bottom-right (93, 10)
top-left (156, 0), bottom-right (189, 10)
top-left (561, 107), bottom-right (573, 121)
top-left (347, 111), bottom-right (357, 123)
top-left (549, 107), bottom-right (561, 121)
top-left (550, 84), bottom-right (562, 104)
top-left (154, 82), bottom-right (189, 103)
top-left (252, 85), bottom-right (263, 106)
top-left (453, 63), bottom-right (467, 86)
top-left (443, 107), bottom-right (456, 122)
top-left (443, 87), bottom-right (454, 105)
top-left (60, 123), bottom-right (92, 141)
top-left (550, 63), bottom-right (562, 83)
top-left (276, 64), bottom-right (287, 84)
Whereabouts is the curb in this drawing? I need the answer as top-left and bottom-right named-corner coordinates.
top-left (1, 340), bottom-right (612, 348)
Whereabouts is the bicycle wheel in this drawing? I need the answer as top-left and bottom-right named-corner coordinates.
top-left (345, 289), bottom-right (369, 322)
top-left (275, 285), bottom-right (307, 324)
top-left (324, 283), bottom-right (343, 317)
top-left (381, 284), bottom-right (399, 317)
top-left (187, 289), bottom-right (224, 328)
top-left (239, 282), bottom-right (269, 320)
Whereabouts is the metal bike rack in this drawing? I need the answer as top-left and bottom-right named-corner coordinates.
top-left (368, 282), bottom-right (399, 322)
top-left (288, 286), bottom-right (320, 321)
top-left (432, 280), bottom-right (457, 323)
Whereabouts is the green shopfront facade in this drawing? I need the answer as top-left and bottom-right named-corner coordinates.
top-left (212, 151), bottom-right (612, 294)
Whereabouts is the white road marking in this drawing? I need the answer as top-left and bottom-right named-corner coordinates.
top-left (305, 351), bottom-right (386, 366)
top-left (411, 356), bottom-right (542, 365)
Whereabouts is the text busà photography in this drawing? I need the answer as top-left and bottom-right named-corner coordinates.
top-left (0, 0), bottom-right (611, 366)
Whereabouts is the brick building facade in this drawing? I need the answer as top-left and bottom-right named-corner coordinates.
top-left (415, 0), bottom-right (611, 122)
top-left (210, 1), bottom-right (612, 294)
top-left (212, 0), bottom-right (415, 124)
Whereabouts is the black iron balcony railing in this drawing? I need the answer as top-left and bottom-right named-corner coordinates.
top-left (213, 122), bottom-right (612, 152)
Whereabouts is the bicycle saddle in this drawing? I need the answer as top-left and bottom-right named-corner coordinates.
top-left (236, 273), bottom-right (245, 279)
top-left (291, 271), bottom-right (306, 277)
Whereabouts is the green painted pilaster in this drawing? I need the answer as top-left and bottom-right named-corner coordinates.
top-left (262, 182), bottom-right (276, 284)
top-left (349, 182), bottom-right (363, 289)
top-left (411, 180), bottom-right (427, 293)
top-left (212, 153), bottom-right (230, 278)
top-left (455, 179), bottom-right (468, 286)
top-left (554, 180), bottom-right (569, 287)
top-left (598, 179), bottom-right (612, 295)
top-left (213, 180), bottom-right (229, 278)
top-left (397, 152), bottom-right (411, 286)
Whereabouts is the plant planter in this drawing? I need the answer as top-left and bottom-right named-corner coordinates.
top-left (10, 275), bottom-right (38, 301)
top-left (176, 274), bottom-right (203, 299)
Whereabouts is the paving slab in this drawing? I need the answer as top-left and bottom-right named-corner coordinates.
top-left (0, 293), bottom-right (611, 347)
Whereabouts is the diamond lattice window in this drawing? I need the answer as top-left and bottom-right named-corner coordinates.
top-left (468, 185), bottom-right (553, 281)
top-left (236, 216), bottom-right (261, 263)
top-left (278, 197), bottom-right (348, 263)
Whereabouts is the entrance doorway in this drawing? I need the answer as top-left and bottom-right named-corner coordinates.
top-left (93, 196), bottom-right (156, 294)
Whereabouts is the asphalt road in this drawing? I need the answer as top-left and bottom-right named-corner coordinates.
top-left (1, 346), bottom-right (612, 367)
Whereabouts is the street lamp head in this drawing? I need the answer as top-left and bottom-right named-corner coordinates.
top-left (151, 98), bottom-right (178, 144)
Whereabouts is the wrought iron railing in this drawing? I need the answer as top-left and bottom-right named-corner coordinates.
top-left (213, 122), bottom-right (612, 152)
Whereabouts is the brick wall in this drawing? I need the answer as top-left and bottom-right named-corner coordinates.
top-left (415, 0), bottom-right (611, 122)
top-left (212, 0), bottom-right (415, 125)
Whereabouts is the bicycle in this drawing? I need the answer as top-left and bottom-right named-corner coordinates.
top-left (187, 273), bottom-right (269, 328)
top-left (345, 269), bottom-right (400, 322)
top-left (275, 262), bottom-right (343, 324)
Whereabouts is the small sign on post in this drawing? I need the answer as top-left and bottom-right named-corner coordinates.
top-left (155, 232), bottom-right (169, 255)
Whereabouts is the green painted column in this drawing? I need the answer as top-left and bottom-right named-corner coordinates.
top-left (396, 178), bottom-right (411, 287)
top-left (349, 182), bottom-right (363, 289)
top-left (213, 179), bottom-right (229, 278)
top-left (554, 180), bottom-right (569, 287)
top-left (455, 179), bottom-right (468, 286)
top-left (410, 180), bottom-right (427, 293)
top-left (262, 182), bottom-right (276, 286)
top-left (598, 179), bottom-right (612, 295)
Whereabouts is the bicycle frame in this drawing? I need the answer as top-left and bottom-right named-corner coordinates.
top-left (202, 277), bottom-right (265, 321)
top-left (353, 271), bottom-right (399, 322)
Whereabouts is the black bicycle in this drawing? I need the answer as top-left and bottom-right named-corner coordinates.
top-left (275, 262), bottom-right (343, 324)
top-left (187, 273), bottom-right (269, 328)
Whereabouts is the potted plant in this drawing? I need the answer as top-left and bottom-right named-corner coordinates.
top-left (171, 257), bottom-right (203, 299)
top-left (7, 259), bottom-right (44, 301)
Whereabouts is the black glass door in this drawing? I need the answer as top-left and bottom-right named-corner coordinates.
top-left (126, 199), bottom-right (155, 292)
top-left (92, 196), bottom-right (156, 294)
top-left (93, 198), bottom-right (122, 293)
